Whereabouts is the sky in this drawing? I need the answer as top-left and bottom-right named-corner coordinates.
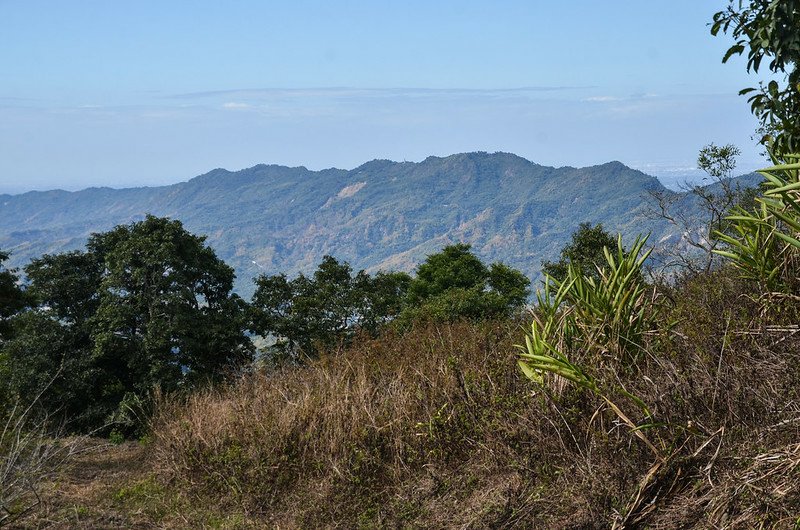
top-left (0, 1), bottom-right (771, 194)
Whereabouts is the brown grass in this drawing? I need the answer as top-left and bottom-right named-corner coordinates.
top-left (47, 267), bottom-right (798, 528)
top-left (149, 268), bottom-right (800, 528)
top-left (3, 439), bottom-right (153, 529)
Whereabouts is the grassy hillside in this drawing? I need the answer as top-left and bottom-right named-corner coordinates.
top-left (12, 266), bottom-right (794, 529)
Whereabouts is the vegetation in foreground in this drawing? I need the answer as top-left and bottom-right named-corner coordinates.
top-left (2, 1), bottom-right (800, 527)
top-left (146, 267), bottom-right (798, 527)
top-left (8, 283), bottom-right (800, 528)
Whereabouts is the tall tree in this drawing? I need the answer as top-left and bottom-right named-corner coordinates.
top-left (89, 215), bottom-right (252, 394)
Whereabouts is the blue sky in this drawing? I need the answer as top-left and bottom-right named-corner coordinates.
top-left (0, 1), bottom-right (769, 193)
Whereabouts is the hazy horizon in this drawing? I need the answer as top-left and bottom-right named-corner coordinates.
top-left (0, 1), bottom-right (769, 193)
top-left (0, 150), bottom-right (765, 195)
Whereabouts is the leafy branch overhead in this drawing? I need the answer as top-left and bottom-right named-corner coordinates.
top-left (712, 0), bottom-right (800, 153)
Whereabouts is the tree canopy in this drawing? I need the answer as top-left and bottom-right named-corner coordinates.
top-left (0, 250), bottom-right (26, 344)
top-left (542, 223), bottom-right (619, 283)
top-left (250, 256), bottom-right (411, 359)
top-left (88, 216), bottom-right (252, 394)
top-left (251, 246), bottom-right (531, 360)
top-left (0, 216), bottom-right (252, 432)
top-left (403, 244), bottom-right (530, 322)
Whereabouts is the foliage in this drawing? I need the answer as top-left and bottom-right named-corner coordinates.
top-left (1, 216), bottom-right (252, 433)
top-left (541, 222), bottom-right (618, 282)
top-left (407, 243), bottom-right (489, 303)
top-left (2, 312), bottom-right (102, 430)
top-left (519, 235), bottom-right (663, 455)
top-left (24, 251), bottom-right (102, 325)
top-left (89, 216), bottom-right (252, 394)
top-left (714, 153), bottom-right (800, 291)
top-left (251, 247), bottom-right (528, 358)
top-left (4, 252), bottom-right (107, 429)
top-left (524, 234), bottom-right (659, 364)
top-left (0, 251), bottom-right (27, 418)
top-left (250, 256), bottom-right (411, 358)
top-left (402, 243), bottom-right (530, 322)
top-left (0, 250), bottom-right (25, 345)
top-left (697, 142), bottom-right (741, 180)
top-left (647, 143), bottom-right (757, 276)
top-left (712, 0), bottom-right (800, 153)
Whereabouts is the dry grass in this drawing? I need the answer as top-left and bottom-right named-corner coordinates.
top-left (1, 404), bottom-right (85, 528)
top-left (5, 439), bottom-right (154, 529)
top-left (146, 267), bottom-right (800, 528)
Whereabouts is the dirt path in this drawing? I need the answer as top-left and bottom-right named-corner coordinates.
top-left (9, 439), bottom-right (156, 529)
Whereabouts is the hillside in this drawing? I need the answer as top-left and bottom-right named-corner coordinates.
top-left (0, 152), bottom-right (756, 294)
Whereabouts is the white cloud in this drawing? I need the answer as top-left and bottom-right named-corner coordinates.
top-left (584, 95), bottom-right (622, 102)
top-left (222, 102), bottom-right (252, 109)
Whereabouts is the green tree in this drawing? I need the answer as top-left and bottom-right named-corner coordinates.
top-left (1, 217), bottom-right (252, 432)
top-left (488, 262), bottom-right (531, 309)
top-left (0, 250), bottom-right (26, 344)
top-left (89, 216), bottom-right (252, 396)
top-left (353, 270), bottom-right (412, 335)
top-left (0, 250), bottom-right (26, 414)
top-left (25, 251), bottom-right (102, 325)
top-left (250, 256), bottom-right (411, 359)
top-left (407, 244), bottom-right (488, 304)
top-left (2, 311), bottom-right (104, 429)
top-left (712, 0), bottom-right (800, 154)
top-left (403, 244), bottom-right (530, 321)
top-left (2, 251), bottom-right (106, 429)
top-left (542, 223), bottom-right (618, 282)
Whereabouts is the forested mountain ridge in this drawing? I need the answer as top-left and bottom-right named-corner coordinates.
top-left (0, 151), bottom-right (758, 294)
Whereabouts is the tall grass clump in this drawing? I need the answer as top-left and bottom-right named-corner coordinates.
top-left (516, 223), bottom-right (800, 527)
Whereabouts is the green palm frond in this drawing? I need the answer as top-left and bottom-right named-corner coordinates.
top-left (517, 233), bottom-right (663, 458)
top-left (713, 154), bottom-right (800, 289)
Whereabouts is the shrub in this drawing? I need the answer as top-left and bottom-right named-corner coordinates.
top-left (714, 154), bottom-right (800, 293)
top-left (518, 234), bottom-right (664, 457)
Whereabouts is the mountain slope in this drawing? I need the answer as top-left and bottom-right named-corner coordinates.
top-left (0, 152), bottom-right (753, 295)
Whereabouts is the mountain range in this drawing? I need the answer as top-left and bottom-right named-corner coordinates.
top-left (0, 152), bottom-right (761, 296)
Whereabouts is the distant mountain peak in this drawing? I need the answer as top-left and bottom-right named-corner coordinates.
top-left (0, 150), bottom-right (748, 298)
top-left (352, 159), bottom-right (397, 173)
